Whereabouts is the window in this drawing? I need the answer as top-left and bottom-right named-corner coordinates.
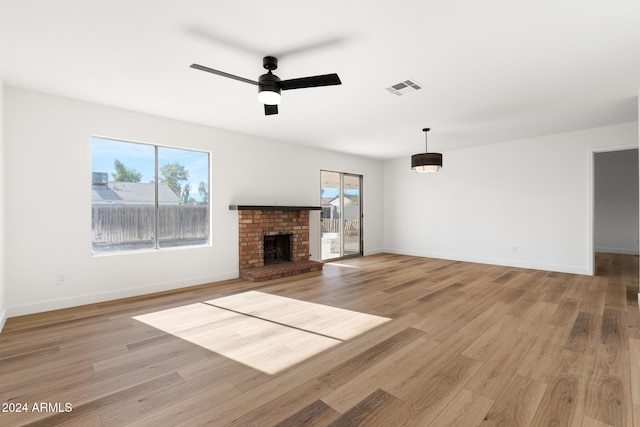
top-left (91, 137), bottom-right (210, 253)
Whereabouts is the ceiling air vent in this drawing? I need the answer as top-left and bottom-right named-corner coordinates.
top-left (386, 79), bottom-right (422, 96)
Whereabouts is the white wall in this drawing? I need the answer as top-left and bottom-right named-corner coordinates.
top-left (384, 122), bottom-right (639, 275)
top-left (4, 86), bottom-right (384, 316)
top-left (0, 81), bottom-right (6, 331)
top-left (594, 149), bottom-right (639, 254)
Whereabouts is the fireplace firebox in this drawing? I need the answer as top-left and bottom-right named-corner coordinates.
top-left (264, 234), bottom-right (291, 265)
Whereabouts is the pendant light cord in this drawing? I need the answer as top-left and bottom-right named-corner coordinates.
top-left (423, 128), bottom-right (430, 152)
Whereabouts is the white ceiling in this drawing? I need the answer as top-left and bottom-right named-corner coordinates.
top-left (1, 1), bottom-right (639, 160)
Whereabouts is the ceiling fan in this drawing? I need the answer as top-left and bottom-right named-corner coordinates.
top-left (190, 56), bottom-right (341, 115)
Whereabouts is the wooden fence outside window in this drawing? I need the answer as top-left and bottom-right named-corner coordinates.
top-left (92, 204), bottom-right (208, 247)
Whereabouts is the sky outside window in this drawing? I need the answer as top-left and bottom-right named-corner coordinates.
top-left (92, 137), bottom-right (209, 202)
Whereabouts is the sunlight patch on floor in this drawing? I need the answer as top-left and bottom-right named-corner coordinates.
top-left (133, 291), bottom-right (390, 374)
top-left (324, 262), bottom-right (363, 269)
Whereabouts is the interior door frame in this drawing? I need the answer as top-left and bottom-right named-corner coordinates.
top-left (587, 143), bottom-right (638, 276)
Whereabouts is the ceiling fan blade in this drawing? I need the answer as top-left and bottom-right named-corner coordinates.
top-left (278, 73), bottom-right (341, 90)
top-left (264, 104), bottom-right (279, 115)
top-left (190, 64), bottom-right (258, 86)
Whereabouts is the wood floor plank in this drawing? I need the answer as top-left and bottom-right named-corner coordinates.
top-left (380, 329), bottom-right (477, 397)
top-left (530, 375), bottom-right (580, 426)
top-left (515, 300), bottom-right (559, 336)
top-left (321, 336), bottom-right (439, 414)
top-left (480, 374), bottom-right (546, 426)
top-left (461, 323), bottom-right (513, 362)
top-left (549, 297), bottom-right (580, 326)
top-left (493, 270), bottom-right (520, 284)
top-left (458, 302), bottom-right (513, 336)
top-left (546, 322), bottom-right (575, 348)
top-left (316, 327), bottom-right (424, 389)
top-left (429, 388), bottom-right (494, 427)
top-left (630, 338), bottom-right (640, 407)
top-left (601, 308), bottom-right (626, 347)
top-left (326, 388), bottom-right (405, 427)
top-left (515, 336), bottom-right (564, 383)
top-left (124, 381), bottom-right (242, 426)
top-left (584, 373), bottom-right (632, 426)
top-left (466, 331), bottom-right (537, 400)
top-left (605, 280), bottom-right (628, 310)
top-left (585, 342), bottom-right (633, 425)
top-left (0, 252), bottom-right (637, 426)
top-left (225, 379), bottom-right (334, 427)
top-left (273, 400), bottom-right (340, 427)
top-left (60, 417), bottom-right (104, 427)
top-left (540, 275), bottom-right (572, 303)
top-left (624, 310), bottom-right (640, 340)
top-left (382, 354), bottom-right (482, 426)
top-left (565, 311), bottom-right (601, 353)
top-left (626, 286), bottom-right (638, 307)
top-left (581, 416), bottom-right (615, 427)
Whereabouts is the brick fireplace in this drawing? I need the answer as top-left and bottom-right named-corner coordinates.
top-left (230, 205), bottom-right (323, 282)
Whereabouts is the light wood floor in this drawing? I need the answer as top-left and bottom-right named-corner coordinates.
top-left (1, 253), bottom-right (638, 426)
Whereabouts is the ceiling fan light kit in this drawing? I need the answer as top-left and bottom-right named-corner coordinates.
top-left (191, 55), bottom-right (341, 115)
top-left (411, 128), bottom-right (443, 173)
top-left (257, 80), bottom-right (281, 105)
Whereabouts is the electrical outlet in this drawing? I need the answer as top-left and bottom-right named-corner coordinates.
top-left (56, 273), bottom-right (69, 286)
top-left (511, 245), bottom-right (518, 254)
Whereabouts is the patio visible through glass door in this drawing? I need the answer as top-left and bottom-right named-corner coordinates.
top-left (321, 171), bottom-right (362, 260)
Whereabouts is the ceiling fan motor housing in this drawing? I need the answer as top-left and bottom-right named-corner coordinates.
top-left (259, 71), bottom-right (281, 89)
top-left (258, 71), bottom-right (281, 103)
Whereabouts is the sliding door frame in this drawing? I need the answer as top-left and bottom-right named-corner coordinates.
top-left (320, 170), bottom-right (363, 261)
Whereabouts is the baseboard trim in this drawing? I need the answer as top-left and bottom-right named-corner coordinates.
top-left (594, 247), bottom-right (640, 255)
top-left (364, 248), bottom-right (384, 256)
top-left (6, 271), bottom-right (238, 318)
top-left (383, 248), bottom-right (591, 275)
top-left (0, 306), bottom-right (7, 334)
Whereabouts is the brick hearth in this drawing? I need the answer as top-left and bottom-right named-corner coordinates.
top-left (233, 206), bottom-right (323, 282)
top-left (241, 260), bottom-right (323, 282)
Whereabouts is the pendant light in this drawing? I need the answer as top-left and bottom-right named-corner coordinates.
top-left (411, 127), bottom-right (442, 173)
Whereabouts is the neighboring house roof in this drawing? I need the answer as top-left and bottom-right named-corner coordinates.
top-left (321, 195), bottom-right (358, 206)
top-left (92, 182), bottom-right (180, 204)
top-left (321, 197), bottom-right (338, 206)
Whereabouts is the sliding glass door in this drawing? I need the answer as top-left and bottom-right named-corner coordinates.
top-left (321, 170), bottom-right (362, 260)
top-left (342, 174), bottom-right (362, 256)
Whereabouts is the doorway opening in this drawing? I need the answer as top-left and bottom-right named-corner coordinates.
top-left (320, 171), bottom-right (363, 260)
top-left (590, 147), bottom-right (639, 280)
